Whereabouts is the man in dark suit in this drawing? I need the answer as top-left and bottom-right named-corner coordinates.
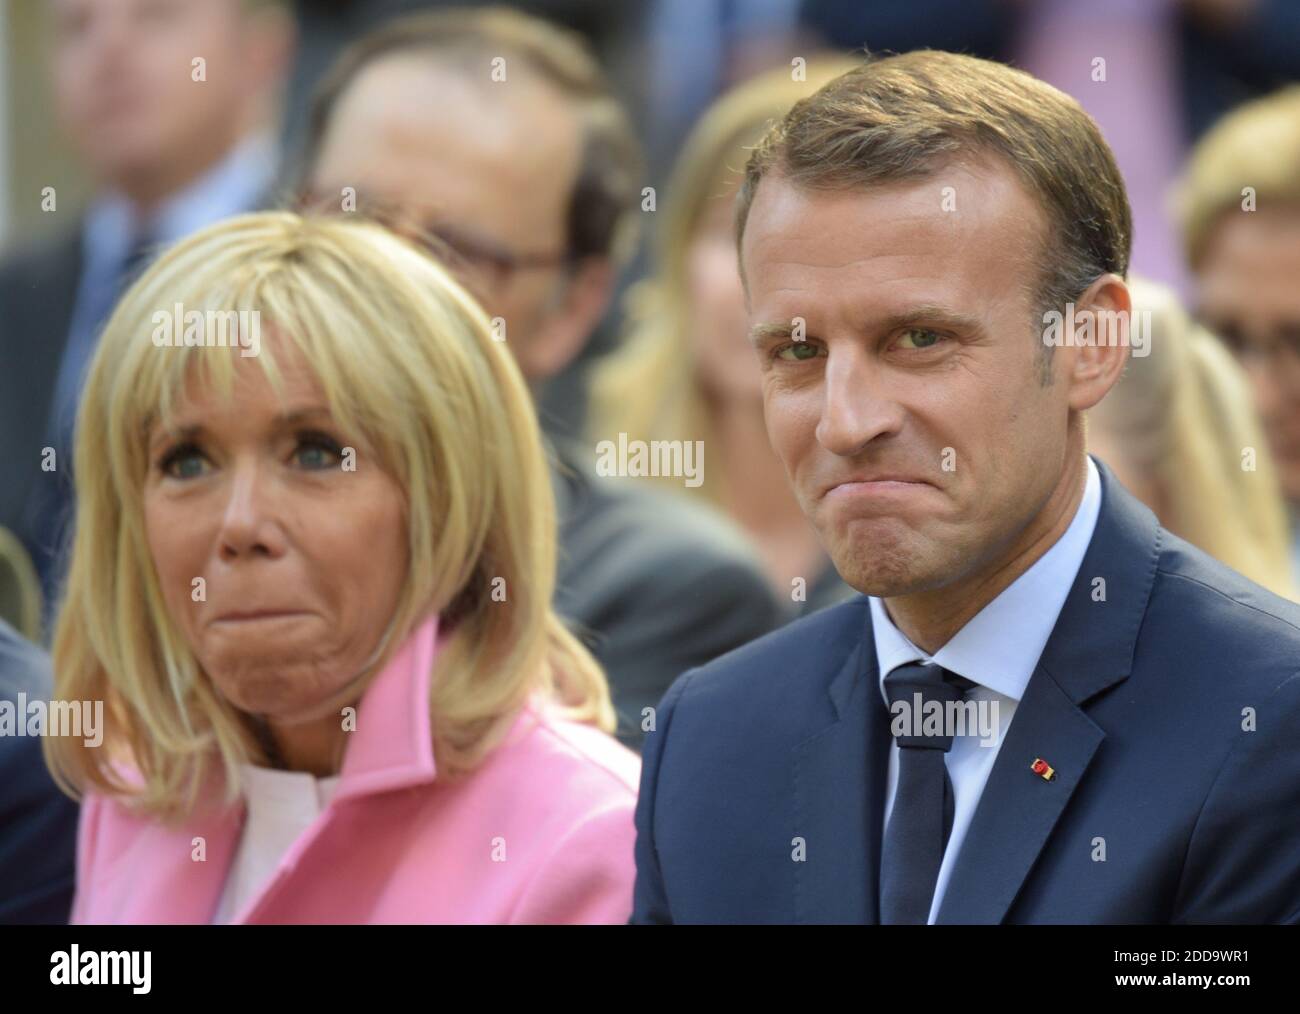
top-left (0, 620), bottom-right (78, 923)
top-left (633, 50), bottom-right (1300, 923)
top-left (0, 0), bottom-right (292, 620)
top-left (299, 8), bottom-right (782, 749)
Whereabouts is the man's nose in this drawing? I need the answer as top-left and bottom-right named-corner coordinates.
top-left (815, 346), bottom-right (905, 456)
top-left (216, 462), bottom-right (287, 562)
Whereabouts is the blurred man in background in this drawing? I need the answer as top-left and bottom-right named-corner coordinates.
top-left (300, 8), bottom-right (782, 749)
top-left (1176, 85), bottom-right (1300, 583)
top-left (0, 0), bottom-right (293, 623)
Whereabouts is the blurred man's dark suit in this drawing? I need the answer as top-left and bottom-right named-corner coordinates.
top-left (0, 620), bottom-right (77, 923)
top-left (633, 458), bottom-right (1300, 923)
top-left (0, 231), bottom-right (81, 610)
top-left (551, 441), bottom-right (783, 750)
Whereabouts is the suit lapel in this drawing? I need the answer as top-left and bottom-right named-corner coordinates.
top-left (791, 626), bottom-right (891, 923)
top-left (936, 457), bottom-right (1162, 923)
top-left (934, 664), bottom-right (1105, 923)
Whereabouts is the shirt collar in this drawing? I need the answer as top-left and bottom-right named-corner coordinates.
top-left (871, 454), bottom-right (1103, 703)
top-left (81, 131), bottom-right (277, 274)
top-left (237, 762), bottom-right (340, 815)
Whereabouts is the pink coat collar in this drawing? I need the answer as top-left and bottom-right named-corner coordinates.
top-left (332, 613), bottom-right (441, 800)
top-left (77, 614), bottom-right (449, 923)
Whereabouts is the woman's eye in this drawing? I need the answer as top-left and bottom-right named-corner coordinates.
top-left (896, 328), bottom-right (944, 350)
top-left (775, 341), bottom-right (822, 362)
top-left (159, 444), bottom-right (209, 480)
top-left (293, 434), bottom-right (343, 470)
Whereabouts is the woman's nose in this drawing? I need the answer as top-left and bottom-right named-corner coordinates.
top-left (216, 462), bottom-right (287, 561)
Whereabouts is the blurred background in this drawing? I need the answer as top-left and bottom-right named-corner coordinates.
top-left (6, 0), bottom-right (1300, 274)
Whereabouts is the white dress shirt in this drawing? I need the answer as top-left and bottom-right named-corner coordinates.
top-left (869, 455), bottom-right (1102, 923)
top-left (212, 763), bottom-right (342, 924)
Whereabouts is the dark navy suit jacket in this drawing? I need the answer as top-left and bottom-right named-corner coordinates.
top-left (632, 458), bottom-right (1300, 923)
top-left (0, 619), bottom-right (77, 923)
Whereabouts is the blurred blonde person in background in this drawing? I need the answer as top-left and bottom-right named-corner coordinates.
top-left (46, 212), bottom-right (639, 924)
top-left (590, 57), bottom-right (863, 617)
top-left (1174, 85), bottom-right (1300, 583)
top-left (1087, 276), bottom-right (1295, 599)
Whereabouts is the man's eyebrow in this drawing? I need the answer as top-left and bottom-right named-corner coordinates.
top-left (874, 305), bottom-right (983, 333)
top-left (748, 321), bottom-right (798, 347)
top-left (747, 305), bottom-right (982, 347)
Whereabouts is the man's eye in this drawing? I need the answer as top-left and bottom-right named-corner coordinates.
top-left (896, 328), bottom-right (944, 350)
top-left (775, 342), bottom-right (821, 362)
top-left (159, 444), bottom-right (209, 480)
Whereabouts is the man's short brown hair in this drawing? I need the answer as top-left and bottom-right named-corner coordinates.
top-left (302, 6), bottom-right (642, 265)
top-left (736, 50), bottom-right (1132, 345)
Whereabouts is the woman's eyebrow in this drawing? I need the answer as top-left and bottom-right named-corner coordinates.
top-left (146, 407), bottom-right (337, 451)
top-left (275, 406), bottom-right (336, 428)
top-left (147, 423), bottom-right (203, 452)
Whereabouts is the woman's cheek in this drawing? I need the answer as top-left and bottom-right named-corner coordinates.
top-left (144, 495), bottom-right (205, 631)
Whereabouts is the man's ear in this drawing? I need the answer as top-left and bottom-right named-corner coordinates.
top-left (527, 257), bottom-right (616, 381)
top-left (1065, 273), bottom-right (1131, 412)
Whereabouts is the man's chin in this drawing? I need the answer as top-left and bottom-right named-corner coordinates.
top-left (826, 547), bottom-right (945, 599)
top-left (838, 569), bottom-right (944, 600)
top-left (818, 520), bottom-right (942, 598)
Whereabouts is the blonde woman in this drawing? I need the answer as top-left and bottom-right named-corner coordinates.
top-left (1173, 84), bottom-right (1300, 583)
top-left (46, 211), bottom-right (639, 924)
top-left (1087, 275), bottom-right (1296, 599)
top-left (590, 57), bottom-right (863, 615)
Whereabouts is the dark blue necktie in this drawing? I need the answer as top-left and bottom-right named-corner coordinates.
top-left (879, 661), bottom-right (976, 924)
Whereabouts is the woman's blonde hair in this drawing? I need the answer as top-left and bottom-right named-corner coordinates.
top-left (1174, 84), bottom-right (1300, 269)
top-left (589, 55), bottom-right (864, 503)
top-left (45, 211), bottom-right (613, 822)
top-left (1088, 276), bottom-right (1296, 598)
